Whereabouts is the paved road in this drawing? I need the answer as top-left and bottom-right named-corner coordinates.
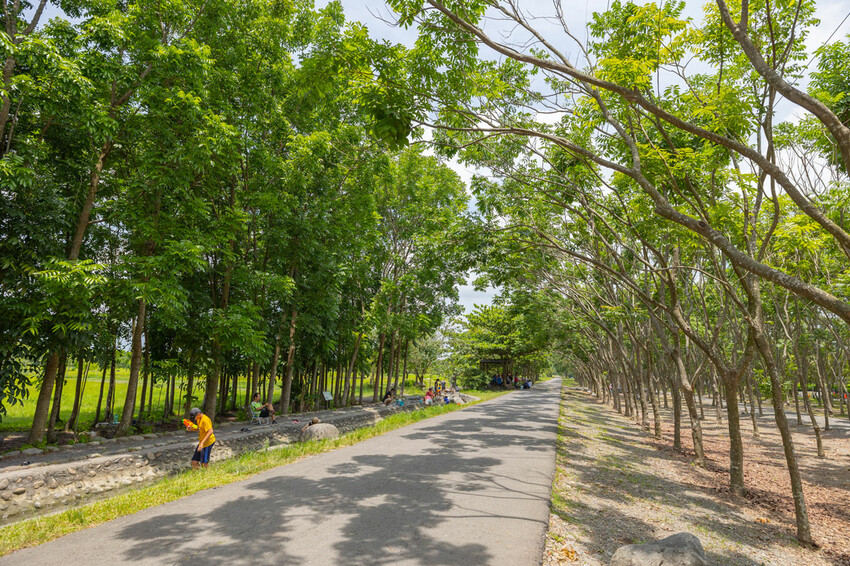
top-left (1, 379), bottom-right (562, 566)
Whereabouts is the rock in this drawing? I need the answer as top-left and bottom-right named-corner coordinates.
top-left (21, 448), bottom-right (43, 456)
top-left (32, 481), bottom-right (44, 489)
top-left (143, 434), bottom-right (158, 439)
top-left (12, 487), bottom-right (26, 495)
top-left (1, 451), bottom-right (22, 460)
top-left (0, 492), bottom-right (11, 501)
top-left (48, 478), bottom-right (59, 489)
top-left (0, 478), bottom-right (9, 490)
top-left (45, 446), bottom-right (60, 453)
top-left (610, 533), bottom-right (709, 566)
top-left (299, 423), bottom-right (340, 442)
top-left (147, 452), bottom-right (156, 461)
top-left (67, 467), bottom-right (77, 475)
top-left (87, 453), bottom-right (102, 459)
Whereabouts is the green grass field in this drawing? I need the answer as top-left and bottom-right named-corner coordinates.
top-left (0, 368), bottom-right (453, 434)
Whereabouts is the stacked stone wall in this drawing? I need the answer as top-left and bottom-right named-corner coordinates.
top-left (0, 400), bottom-right (444, 525)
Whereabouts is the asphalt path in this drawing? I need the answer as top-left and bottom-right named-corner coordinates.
top-left (1, 379), bottom-right (562, 566)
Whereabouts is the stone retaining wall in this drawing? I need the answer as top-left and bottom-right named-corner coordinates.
top-left (0, 401), bottom-right (441, 526)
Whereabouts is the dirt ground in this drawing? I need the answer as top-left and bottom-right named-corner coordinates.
top-left (543, 387), bottom-right (850, 566)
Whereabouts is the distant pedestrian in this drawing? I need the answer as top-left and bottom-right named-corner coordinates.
top-left (186, 408), bottom-right (215, 469)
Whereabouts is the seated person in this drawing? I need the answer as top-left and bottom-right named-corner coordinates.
top-left (301, 416), bottom-right (321, 433)
top-left (424, 388), bottom-right (434, 406)
top-left (494, 375), bottom-right (503, 387)
top-left (382, 387), bottom-right (396, 405)
top-left (250, 392), bottom-right (276, 423)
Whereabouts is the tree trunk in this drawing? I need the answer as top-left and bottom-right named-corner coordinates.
top-left (798, 353), bottom-right (825, 457)
top-left (94, 350), bottom-right (110, 425)
top-left (400, 340), bottom-right (409, 396)
top-left (27, 351), bottom-right (60, 443)
top-left (117, 299), bottom-right (146, 436)
top-left (47, 350), bottom-right (68, 441)
top-left (105, 348), bottom-right (117, 423)
top-left (203, 341), bottom-right (222, 419)
top-left (267, 335), bottom-right (281, 405)
top-left (65, 356), bottom-right (86, 432)
top-left (184, 351), bottom-right (197, 416)
top-left (138, 321), bottom-right (151, 419)
top-left (746, 372), bottom-right (759, 438)
top-left (373, 333), bottom-right (386, 403)
top-left (671, 383), bottom-right (682, 450)
top-left (723, 375), bottom-right (745, 496)
top-left (279, 309), bottom-right (298, 415)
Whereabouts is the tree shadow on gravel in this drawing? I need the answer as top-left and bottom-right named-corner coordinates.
top-left (552, 390), bottom-right (828, 566)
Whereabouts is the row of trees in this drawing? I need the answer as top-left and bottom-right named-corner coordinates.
top-left (0, 0), bottom-right (471, 444)
top-left (385, 0), bottom-right (850, 546)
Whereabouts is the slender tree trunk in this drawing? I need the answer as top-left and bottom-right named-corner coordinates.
top-left (250, 361), bottom-right (260, 401)
top-left (342, 332), bottom-right (363, 405)
top-left (713, 373), bottom-right (723, 423)
top-left (723, 376), bottom-right (745, 496)
top-left (94, 350), bottom-right (110, 425)
top-left (27, 352), bottom-right (59, 443)
top-left (746, 372), bottom-right (759, 438)
top-left (203, 341), bottom-right (222, 419)
top-left (400, 340), bottom-right (410, 396)
top-left (66, 356), bottom-right (86, 432)
top-left (373, 333), bottom-right (386, 403)
top-left (671, 384), bottom-right (682, 450)
top-left (267, 335), bottom-right (281, 405)
top-left (138, 322), bottom-right (151, 420)
top-left (798, 353), bottom-right (825, 457)
top-left (105, 348), bottom-right (117, 423)
top-left (47, 350), bottom-right (68, 440)
top-left (279, 309), bottom-right (298, 415)
top-left (747, 285), bottom-right (812, 543)
top-left (184, 351), bottom-right (197, 416)
top-left (117, 299), bottom-right (146, 435)
top-left (815, 350), bottom-right (831, 431)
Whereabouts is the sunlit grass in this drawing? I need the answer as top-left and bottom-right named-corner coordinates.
top-left (0, 388), bottom-right (507, 555)
top-left (0, 372), bottom-right (447, 433)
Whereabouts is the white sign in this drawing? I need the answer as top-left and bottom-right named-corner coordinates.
top-left (322, 391), bottom-right (334, 401)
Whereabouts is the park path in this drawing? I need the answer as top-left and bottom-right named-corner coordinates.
top-left (1, 378), bottom-right (562, 566)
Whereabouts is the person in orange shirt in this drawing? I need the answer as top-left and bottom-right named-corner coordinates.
top-left (186, 407), bottom-right (216, 469)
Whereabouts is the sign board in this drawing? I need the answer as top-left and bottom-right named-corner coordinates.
top-left (322, 391), bottom-right (334, 401)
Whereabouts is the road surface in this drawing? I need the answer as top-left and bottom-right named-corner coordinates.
top-left (1, 379), bottom-right (562, 566)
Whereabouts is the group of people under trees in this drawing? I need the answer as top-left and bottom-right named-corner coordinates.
top-left (381, 378), bottom-right (462, 408)
top-left (490, 374), bottom-right (532, 390)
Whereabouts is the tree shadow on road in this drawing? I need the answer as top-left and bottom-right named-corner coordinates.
top-left (116, 383), bottom-right (563, 565)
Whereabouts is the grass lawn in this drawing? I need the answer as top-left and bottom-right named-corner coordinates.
top-left (0, 388), bottom-right (507, 555)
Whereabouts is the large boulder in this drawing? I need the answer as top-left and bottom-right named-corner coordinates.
top-left (610, 533), bottom-right (709, 566)
top-left (300, 423), bottom-right (340, 442)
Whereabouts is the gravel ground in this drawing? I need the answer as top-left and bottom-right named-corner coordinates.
top-left (543, 387), bottom-right (850, 566)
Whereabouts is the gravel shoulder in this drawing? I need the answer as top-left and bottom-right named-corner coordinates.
top-left (544, 387), bottom-right (850, 566)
